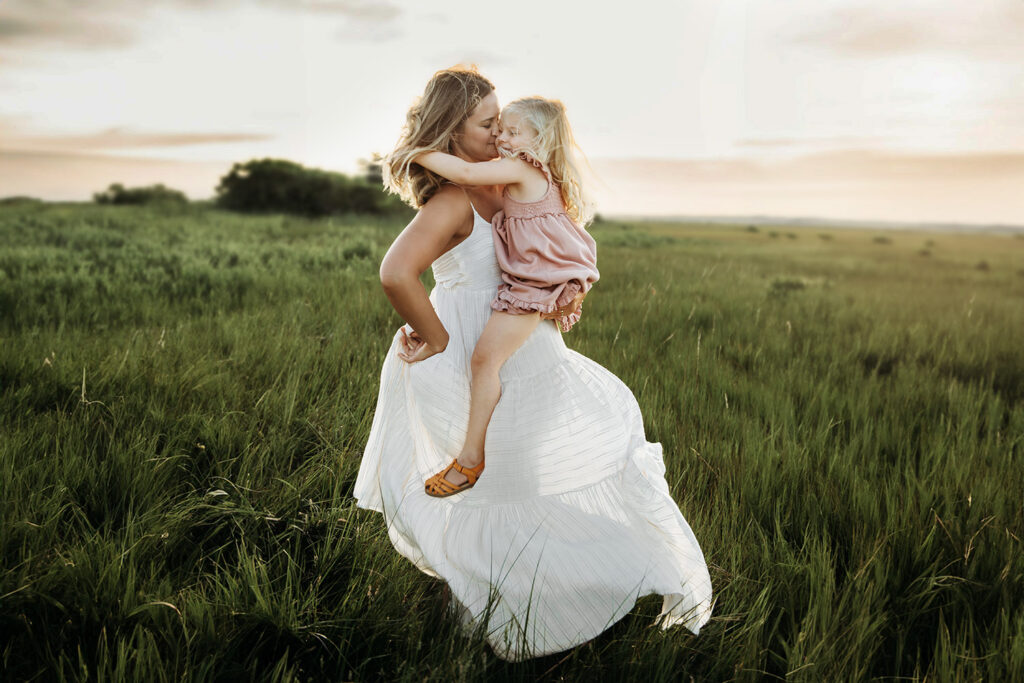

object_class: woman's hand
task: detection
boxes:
[398,325,421,355]
[397,325,447,364]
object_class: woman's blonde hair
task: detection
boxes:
[384,66,495,207]
[500,97,595,226]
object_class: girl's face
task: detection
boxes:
[496,111,536,156]
[453,91,500,162]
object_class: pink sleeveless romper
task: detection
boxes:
[490,153,599,332]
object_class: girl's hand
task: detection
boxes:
[541,291,586,320]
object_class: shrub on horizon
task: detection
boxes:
[0,195,44,206]
[215,158,408,218]
[93,183,189,206]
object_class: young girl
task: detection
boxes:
[408,96,600,497]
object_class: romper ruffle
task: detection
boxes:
[490,152,599,332]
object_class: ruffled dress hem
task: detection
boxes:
[490,280,584,332]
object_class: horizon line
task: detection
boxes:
[4,196,1022,234]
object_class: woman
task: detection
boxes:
[353,66,713,661]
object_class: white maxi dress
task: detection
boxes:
[353,205,713,661]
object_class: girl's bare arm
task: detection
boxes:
[415,152,531,187]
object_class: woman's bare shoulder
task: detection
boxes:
[425,183,470,206]
[422,184,472,217]
[417,184,474,238]
[403,184,475,245]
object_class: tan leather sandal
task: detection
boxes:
[424,458,485,498]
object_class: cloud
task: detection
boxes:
[0,10,139,50]
[780,149,1024,180]
[0,18,35,39]
[737,135,889,150]
[592,150,1024,224]
[335,23,403,43]
[0,148,231,200]
[603,150,1024,183]
[788,3,1024,60]
[790,12,931,56]
[428,50,510,69]
[0,120,274,153]
[2,0,401,16]
[0,0,402,52]
[299,1,401,20]
[324,0,404,41]
[17,129,274,152]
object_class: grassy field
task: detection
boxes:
[1,202,1022,681]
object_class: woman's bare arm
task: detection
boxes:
[379,185,473,353]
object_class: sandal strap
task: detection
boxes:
[449,459,484,484]
[426,476,458,494]
[421,462,462,493]
[425,466,457,493]
[424,458,483,495]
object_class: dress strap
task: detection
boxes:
[469,201,486,225]
[516,150,552,181]
[509,150,558,205]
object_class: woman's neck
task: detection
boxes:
[464,185,503,222]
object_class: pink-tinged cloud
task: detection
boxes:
[0,149,232,200]
[789,3,1024,60]
[0,0,401,51]
[592,150,1024,225]
[5,127,274,152]
[0,13,138,50]
[737,136,889,150]
[301,1,400,20]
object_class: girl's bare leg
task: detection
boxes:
[441,311,541,486]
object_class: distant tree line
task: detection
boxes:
[92,156,407,218]
[0,196,44,206]
[94,183,188,206]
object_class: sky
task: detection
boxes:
[1,0,1023,225]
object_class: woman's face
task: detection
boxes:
[453,91,499,162]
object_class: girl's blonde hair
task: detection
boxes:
[384,65,495,207]
[500,97,595,226]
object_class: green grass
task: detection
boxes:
[1,203,1022,681]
